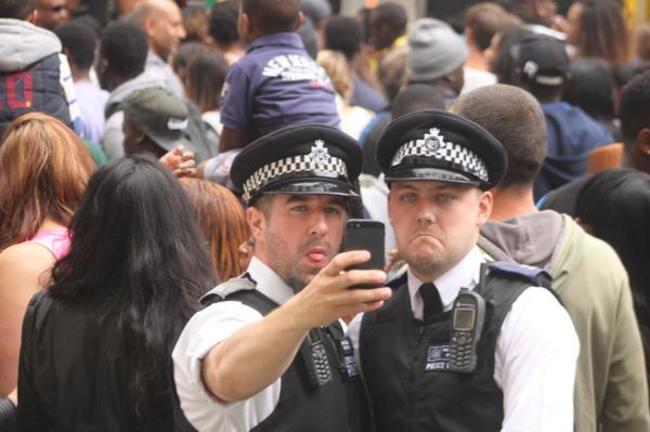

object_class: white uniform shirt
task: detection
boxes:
[172,257,292,432]
[347,247,579,432]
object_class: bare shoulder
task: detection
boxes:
[0,243,56,291]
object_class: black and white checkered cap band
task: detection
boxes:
[242,154,348,201]
[391,131,489,183]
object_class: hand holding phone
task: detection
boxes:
[340,219,386,289]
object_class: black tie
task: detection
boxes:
[419,283,443,321]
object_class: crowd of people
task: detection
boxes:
[0,0,649,431]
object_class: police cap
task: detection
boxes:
[231,124,362,205]
[376,109,507,190]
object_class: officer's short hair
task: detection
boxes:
[451,84,546,188]
[242,0,301,35]
[0,0,36,19]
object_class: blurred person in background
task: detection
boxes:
[97,21,158,160]
[317,49,374,140]
[406,18,468,105]
[462,2,516,94]
[635,24,650,64]
[0,0,81,137]
[541,70,650,215]
[323,15,388,112]
[121,87,199,175]
[575,168,650,389]
[208,0,244,65]
[126,0,187,97]
[485,24,533,85]
[182,4,212,45]
[172,41,210,93]
[35,0,69,30]
[17,155,214,431]
[564,0,630,64]
[218,0,338,152]
[563,57,620,140]
[0,113,95,397]
[180,178,251,282]
[186,49,229,146]
[55,20,109,148]
[515,34,613,198]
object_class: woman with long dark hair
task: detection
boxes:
[17,155,215,431]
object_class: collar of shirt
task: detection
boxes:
[245,256,294,305]
[407,246,484,318]
[146,51,166,67]
[247,32,304,54]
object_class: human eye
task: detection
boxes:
[399,193,417,203]
[436,193,457,203]
[290,204,309,213]
[324,205,343,216]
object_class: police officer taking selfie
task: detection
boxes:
[172,125,391,431]
[348,110,580,431]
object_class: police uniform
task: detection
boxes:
[347,110,579,432]
[172,125,370,432]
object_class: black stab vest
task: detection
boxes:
[201,279,371,432]
[359,264,552,432]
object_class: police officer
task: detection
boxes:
[348,110,579,431]
[172,125,391,431]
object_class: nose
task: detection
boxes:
[308,212,329,237]
[416,203,435,225]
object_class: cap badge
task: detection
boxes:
[310,139,330,164]
[424,128,444,152]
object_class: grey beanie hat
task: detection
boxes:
[408,18,468,83]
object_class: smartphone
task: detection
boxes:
[340,219,385,288]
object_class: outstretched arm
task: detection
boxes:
[201,250,391,403]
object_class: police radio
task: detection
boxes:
[449,288,486,373]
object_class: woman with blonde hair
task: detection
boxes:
[0,113,95,396]
[180,178,251,282]
[317,49,375,140]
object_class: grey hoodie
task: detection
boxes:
[0,18,60,72]
[479,210,564,271]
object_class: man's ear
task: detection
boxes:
[477,190,493,225]
[636,128,650,156]
[246,206,265,239]
[27,9,38,24]
[294,11,305,31]
[143,15,157,39]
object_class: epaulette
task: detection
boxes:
[487,262,552,289]
[200,274,257,306]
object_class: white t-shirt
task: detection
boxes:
[347,247,579,432]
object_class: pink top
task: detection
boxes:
[29,228,71,260]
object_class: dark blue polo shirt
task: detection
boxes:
[221,32,340,138]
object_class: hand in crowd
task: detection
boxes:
[159,145,196,178]
[285,250,391,329]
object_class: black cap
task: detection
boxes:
[517,35,569,86]
[376,109,507,190]
[231,124,362,205]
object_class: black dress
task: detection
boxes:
[17,292,195,432]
